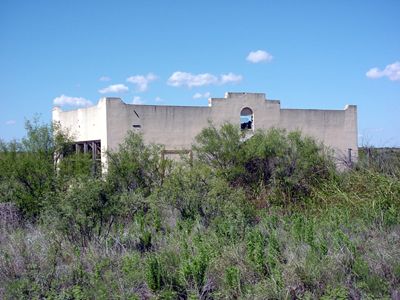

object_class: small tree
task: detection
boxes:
[158,163,249,226]
[106,131,169,196]
[48,177,113,247]
[193,122,244,181]
[0,119,57,218]
[193,124,336,206]
[0,118,76,219]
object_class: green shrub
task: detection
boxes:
[107,131,169,195]
[193,122,244,180]
[246,228,267,275]
[46,177,114,247]
[180,238,213,296]
[194,124,336,206]
[158,162,252,227]
[122,252,143,283]
[353,257,389,297]
[321,285,348,300]
[358,147,400,177]
[224,266,242,297]
[0,119,79,219]
[145,255,164,292]
[181,248,209,292]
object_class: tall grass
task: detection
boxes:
[0,123,399,299]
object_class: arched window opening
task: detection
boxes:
[240,107,253,130]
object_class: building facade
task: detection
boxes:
[52,92,358,168]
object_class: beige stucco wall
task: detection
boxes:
[209,92,281,128]
[52,98,108,166]
[279,105,358,161]
[105,98,211,151]
[53,92,358,166]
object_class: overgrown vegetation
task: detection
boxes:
[0,121,399,299]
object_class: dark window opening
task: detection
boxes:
[240,107,254,130]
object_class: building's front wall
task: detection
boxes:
[105,99,211,152]
[209,93,281,130]
[52,92,358,167]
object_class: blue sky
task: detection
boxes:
[1,0,399,146]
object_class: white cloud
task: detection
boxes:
[220,73,242,84]
[167,72,218,88]
[193,92,211,99]
[99,76,111,82]
[246,50,273,63]
[167,72,243,88]
[132,96,144,105]
[5,120,16,125]
[53,94,93,107]
[126,73,157,92]
[193,93,202,99]
[366,61,400,81]
[98,84,129,94]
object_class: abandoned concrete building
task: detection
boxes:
[52,92,358,170]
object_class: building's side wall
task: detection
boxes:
[279,105,358,161]
[105,99,211,152]
[52,99,108,166]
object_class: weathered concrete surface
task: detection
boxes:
[53,98,108,166]
[53,92,358,166]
